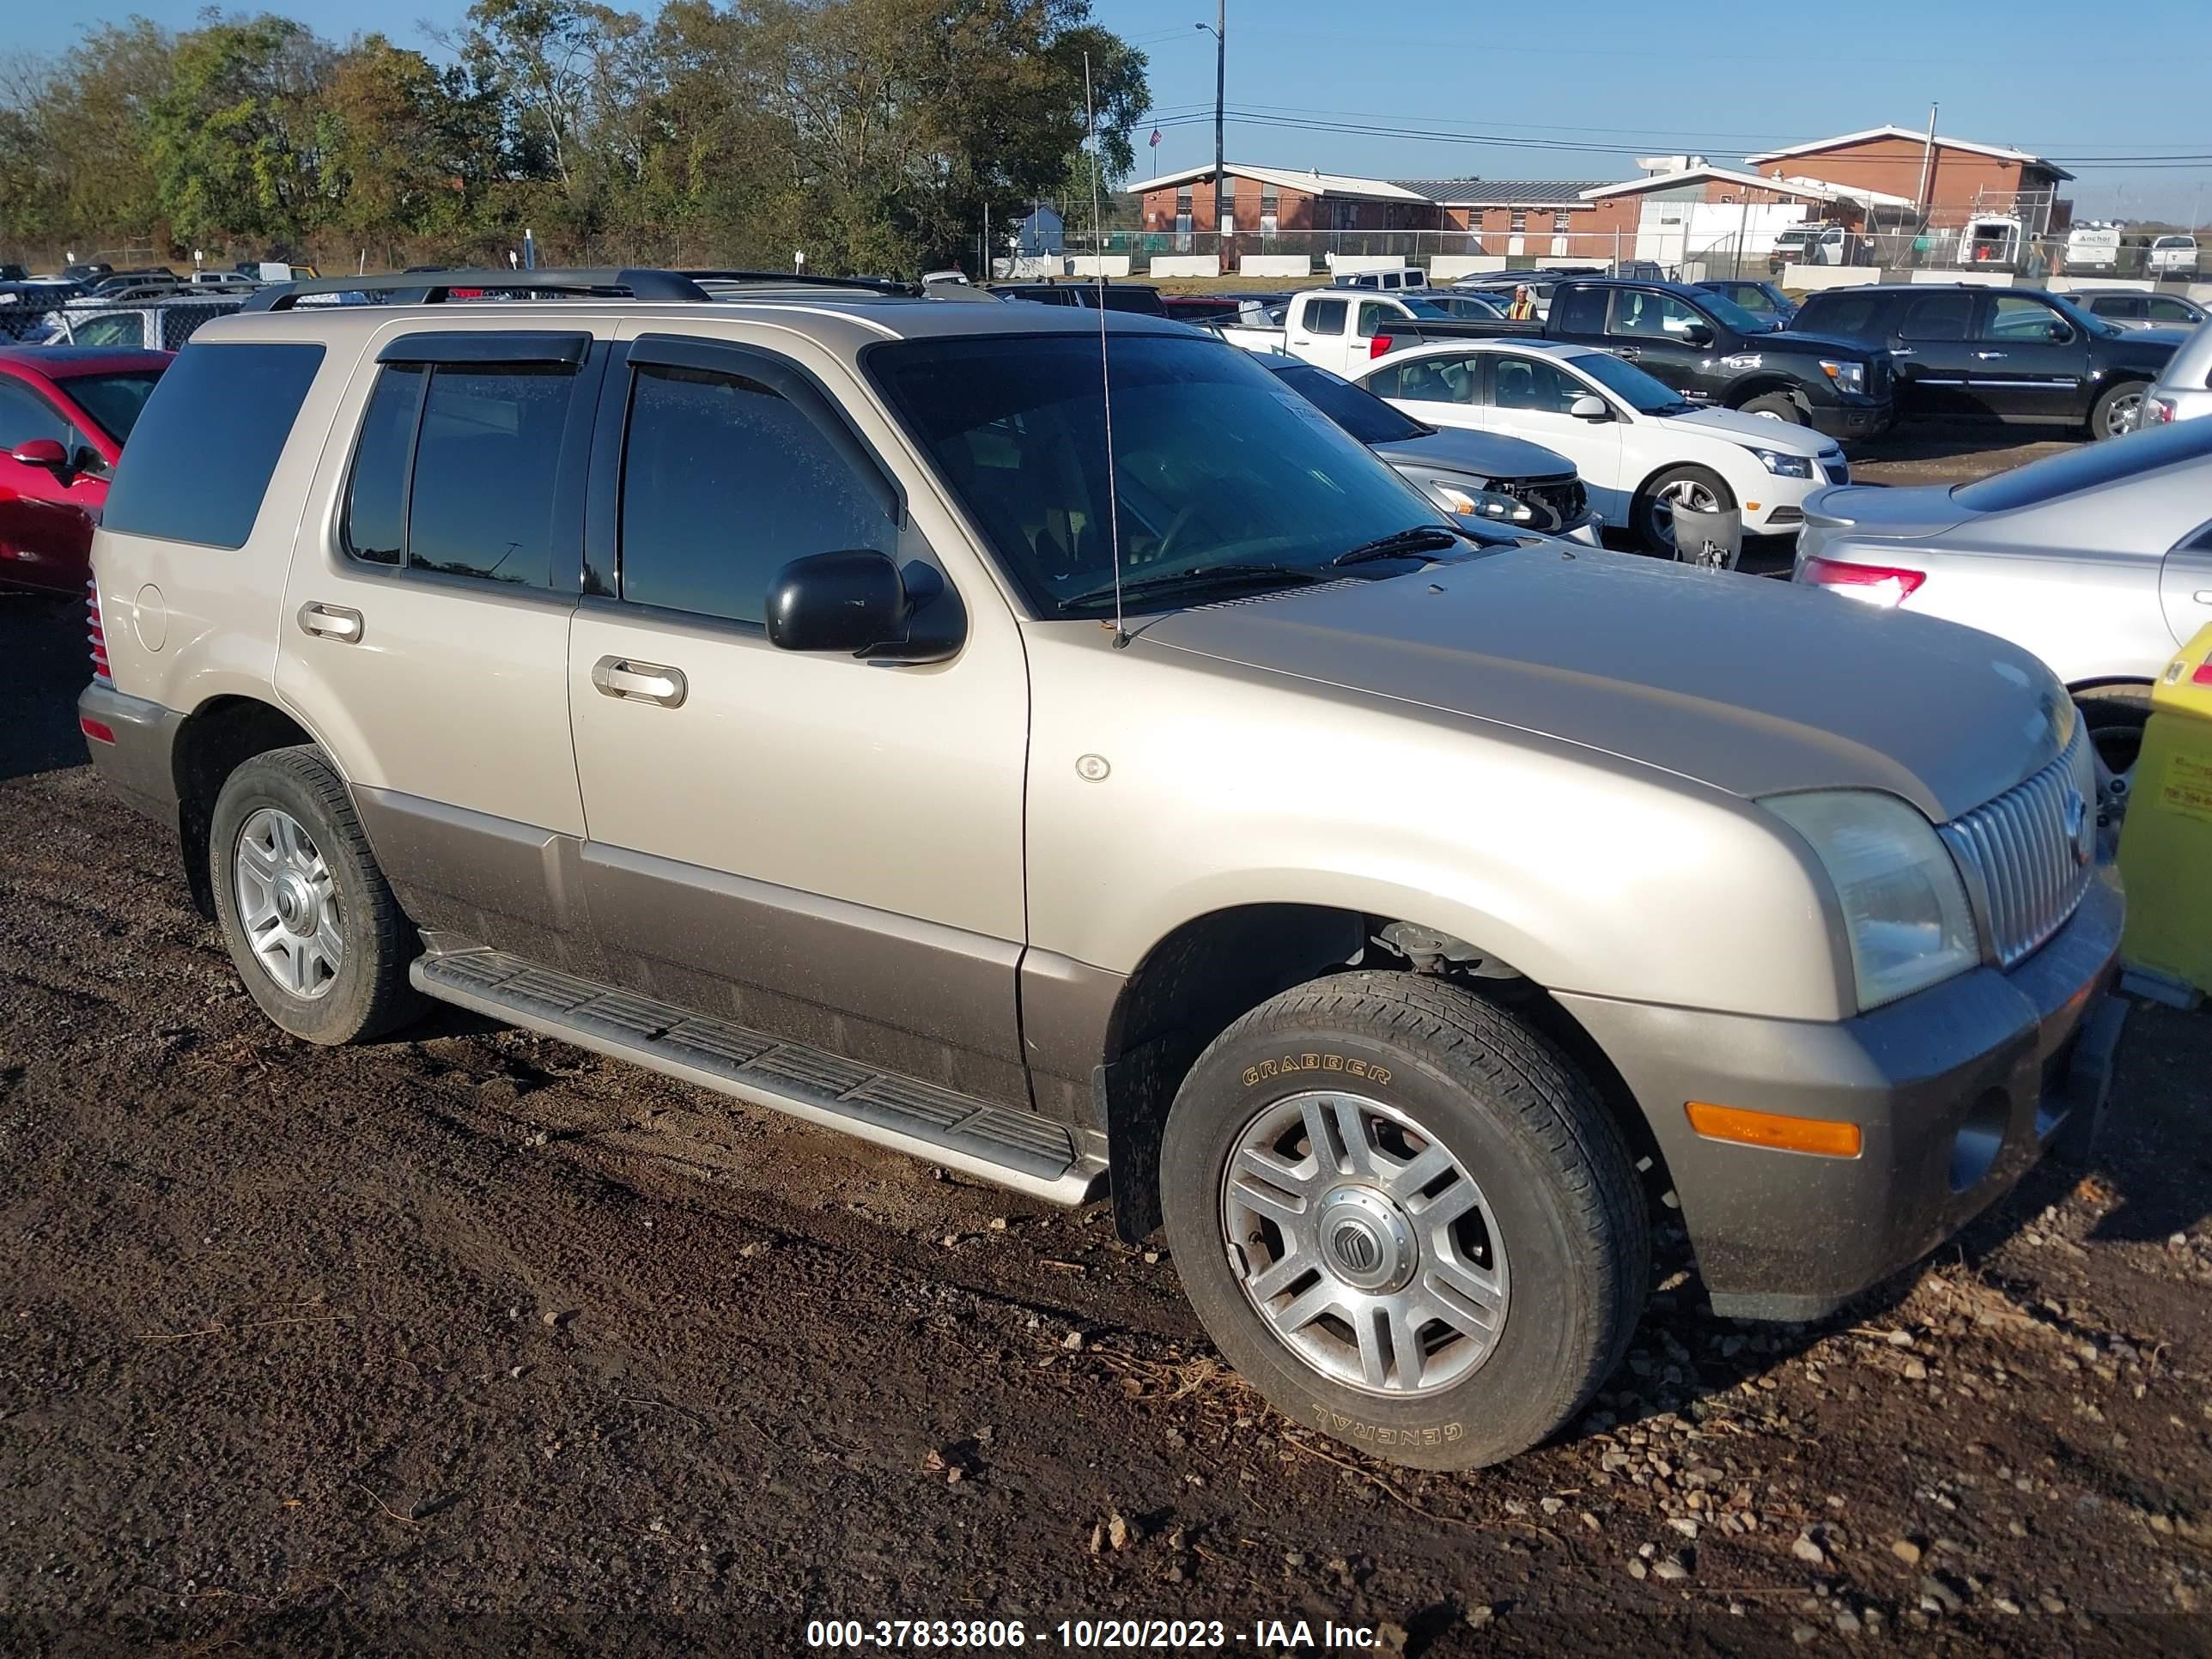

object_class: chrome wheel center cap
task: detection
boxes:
[273,872,314,934]
[1317,1186,1418,1294]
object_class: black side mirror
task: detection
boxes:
[2046,320,2075,343]
[765,550,963,662]
[1680,321,1716,348]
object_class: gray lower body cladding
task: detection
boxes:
[1560,868,2124,1321]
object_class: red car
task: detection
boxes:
[0,346,170,596]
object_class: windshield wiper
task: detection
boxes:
[1060,562,1329,611]
[1329,526,1465,568]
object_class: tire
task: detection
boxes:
[2075,683,2151,785]
[208,745,425,1046]
[1158,972,1649,1470]
[1632,464,1734,558]
[1739,392,1806,424]
[2090,380,2148,441]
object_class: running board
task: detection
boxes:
[410,948,1107,1206]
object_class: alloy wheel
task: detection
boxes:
[1220,1091,1509,1397]
[2103,390,2144,438]
[234,806,343,1000]
[1650,477,1723,552]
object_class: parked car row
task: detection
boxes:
[72,268,2127,1480]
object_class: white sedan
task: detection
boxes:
[1352,339,1850,554]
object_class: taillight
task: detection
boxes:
[87,575,112,684]
[1369,333,1395,360]
[1798,555,1926,608]
[2147,397,2177,425]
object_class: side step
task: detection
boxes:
[411,948,1107,1206]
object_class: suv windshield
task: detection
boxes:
[1951,416,2212,511]
[869,332,1444,618]
[59,369,166,443]
[1569,349,1695,414]
[1265,360,1428,445]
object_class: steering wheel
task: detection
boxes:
[1147,501,1207,567]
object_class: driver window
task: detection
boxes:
[1355,301,1391,339]
[1983,295,2064,341]
[1492,357,1583,414]
[1607,289,1698,337]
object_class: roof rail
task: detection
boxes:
[244,268,712,312]
[678,269,919,296]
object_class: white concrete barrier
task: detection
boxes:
[1430,255,1507,279]
[1783,265,1882,290]
[1066,255,1133,278]
[1916,269,2013,287]
[1236,254,1313,278]
[2049,276,2151,293]
[2188,282,2212,305]
[1148,255,1220,278]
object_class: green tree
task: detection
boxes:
[319,36,503,244]
[149,15,335,246]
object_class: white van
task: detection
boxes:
[2064,223,2123,270]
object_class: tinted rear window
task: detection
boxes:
[102,342,325,548]
[1952,417,2212,512]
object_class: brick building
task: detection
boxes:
[1741,125,2074,234]
[1133,162,1432,241]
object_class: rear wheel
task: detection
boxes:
[2090,380,2147,441]
[1159,973,1649,1470]
[210,746,425,1045]
[2075,684,2152,823]
[1634,465,1735,558]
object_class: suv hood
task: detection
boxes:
[1142,548,2065,822]
[1801,482,1972,540]
[2107,325,2190,360]
[1759,327,1878,360]
[1372,424,1575,483]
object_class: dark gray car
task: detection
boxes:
[1258,354,1599,538]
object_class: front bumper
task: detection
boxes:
[1560,867,2124,1322]
[79,683,181,822]
[1808,398,1891,442]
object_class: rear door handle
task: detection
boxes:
[298,602,363,642]
[1973,350,2008,360]
[2193,589,2212,605]
[1889,347,1915,357]
[1614,345,1642,360]
[592,655,687,708]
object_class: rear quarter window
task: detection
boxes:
[1799,294,1882,337]
[101,341,325,550]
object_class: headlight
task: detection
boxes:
[1747,447,1814,478]
[1763,790,1979,1011]
[1432,482,1532,523]
[1819,359,1866,396]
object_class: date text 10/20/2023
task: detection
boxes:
[805,1619,1385,1649]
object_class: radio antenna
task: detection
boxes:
[1085,52,1128,647]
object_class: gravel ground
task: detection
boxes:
[3,452,2207,1656]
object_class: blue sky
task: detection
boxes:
[21,0,2212,220]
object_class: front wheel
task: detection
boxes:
[1739,392,1806,424]
[2090,380,2147,441]
[1159,973,1649,1470]
[1633,465,1735,558]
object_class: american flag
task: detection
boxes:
[1150,128,1162,149]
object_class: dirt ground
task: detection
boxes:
[3,434,2208,1655]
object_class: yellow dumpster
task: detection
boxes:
[2117,622,2212,1007]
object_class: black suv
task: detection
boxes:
[1789,283,2186,440]
[1380,276,1893,441]
[992,281,1169,317]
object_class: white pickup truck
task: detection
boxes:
[1220,289,1480,377]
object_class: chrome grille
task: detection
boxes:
[1939,724,2097,969]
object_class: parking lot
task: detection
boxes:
[3,419,2207,1657]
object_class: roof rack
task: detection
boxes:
[679,269,920,296]
[244,268,713,312]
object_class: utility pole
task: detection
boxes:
[1914,102,1938,219]
[1197,5,1226,246]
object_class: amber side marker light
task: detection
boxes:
[1686,1101,1862,1158]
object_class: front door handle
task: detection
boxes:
[298,602,363,642]
[1889,347,1915,357]
[2193,589,2212,605]
[592,655,687,708]
[1973,350,2008,360]
[1614,345,1641,360]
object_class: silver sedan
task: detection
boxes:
[1790,419,2212,787]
